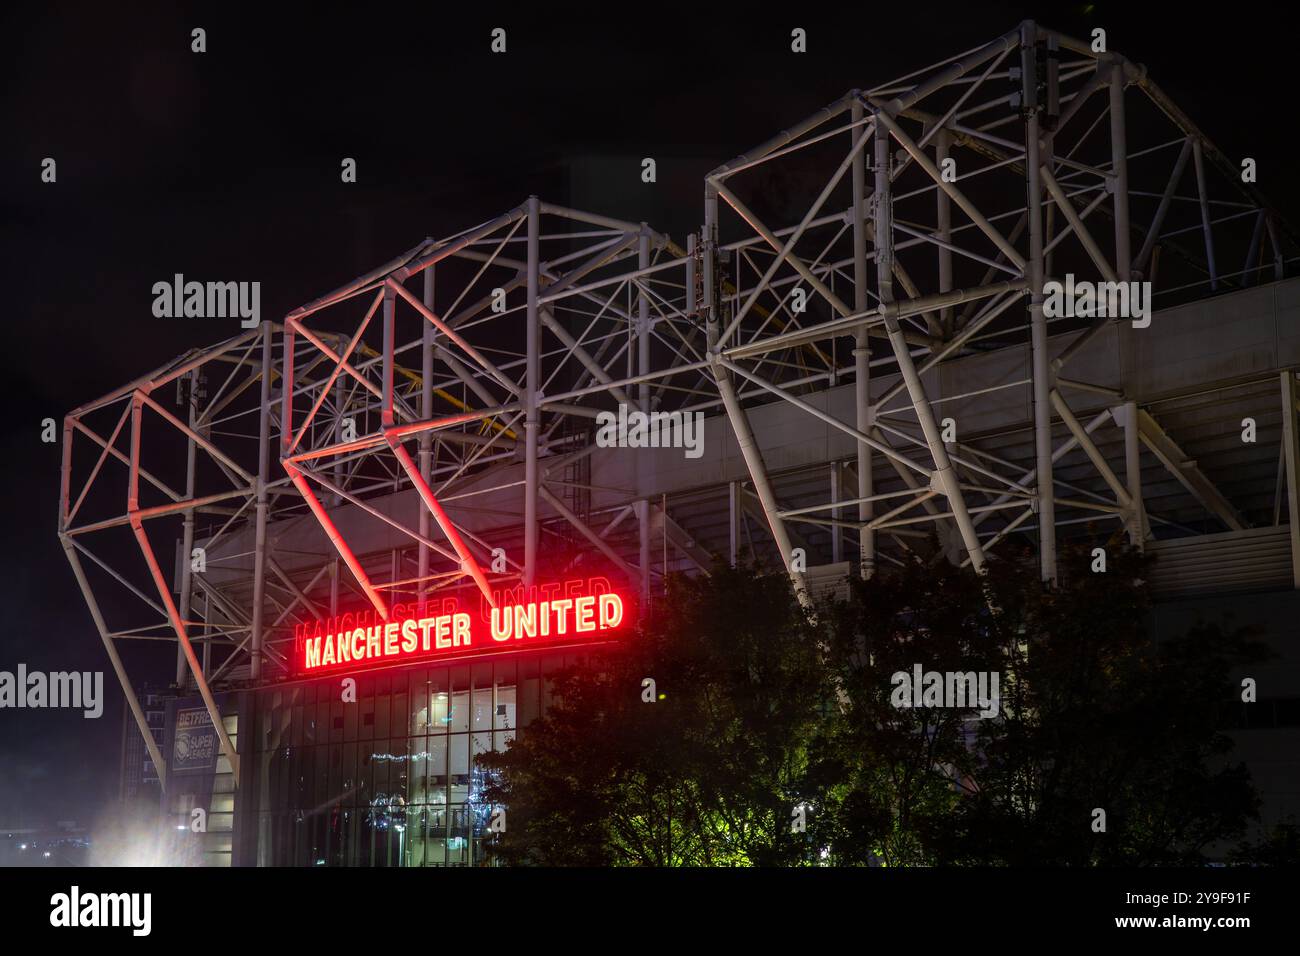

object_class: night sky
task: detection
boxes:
[1,2,1295,829]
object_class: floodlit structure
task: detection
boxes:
[59,22,1300,864]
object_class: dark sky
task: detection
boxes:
[1,2,1295,827]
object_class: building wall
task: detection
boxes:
[245,649,592,867]
[119,687,166,805]
[160,691,246,866]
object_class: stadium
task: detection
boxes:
[57,21,1300,866]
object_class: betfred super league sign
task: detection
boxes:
[295,576,627,675]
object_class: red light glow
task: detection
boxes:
[296,576,626,674]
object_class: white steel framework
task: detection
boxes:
[59,21,1300,788]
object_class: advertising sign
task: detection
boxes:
[172,706,218,773]
[294,576,628,675]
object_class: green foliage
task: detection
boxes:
[810,547,1001,865]
[905,544,1268,865]
[478,561,834,865]
[479,545,1270,866]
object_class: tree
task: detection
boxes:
[479,543,1269,866]
[817,542,1269,865]
[478,561,835,865]
[809,547,1002,865]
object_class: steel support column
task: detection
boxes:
[1282,371,1300,588]
[1120,400,1147,546]
[876,105,986,571]
[60,537,169,789]
[1024,20,1057,581]
[524,196,541,586]
[852,96,875,579]
[248,322,273,680]
[728,481,740,567]
[176,369,198,686]
[419,263,435,610]
[129,399,239,786]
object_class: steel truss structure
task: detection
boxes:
[59,21,1300,786]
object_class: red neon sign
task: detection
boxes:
[296,577,627,674]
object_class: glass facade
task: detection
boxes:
[251,650,580,866]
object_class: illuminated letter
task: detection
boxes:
[419,618,436,651]
[575,596,596,632]
[491,607,511,642]
[598,594,624,629]
[401,619,418,653]
[384,623,399,656]
[435,617,451,650]
[366,626,381,657]
[305,638,321,670]
[550,598,573,634]
[351,629,365,660]
[516,604,537,639]
[453,613,471,647]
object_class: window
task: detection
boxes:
[254,651,592,864]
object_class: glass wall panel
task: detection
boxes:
[471,662,493,731]
[330,699,345,743]
[429,668,449,734]
[290,746,309,809]
[369,738,390,801]
[314,699,330,745]
[447,805,470,866]
[342,743,357,806]
[449,733,469,804]
[426,807,447,867]
[404,807,425,867]
[327,743,344,803]
[313,744,329,808]
[519,656,540,728]
[343,698,357,740]
[328,806,347,867]
[408,669,429,735]
[257,751,272,813]
[356,744,374,809]
[428,735,448,808]
[408,735,428,806]
[495,675,517,752]
[541,653,564,716]
[494,661,517,731]
[449,665,470,733]
[251,648,608,866]
[392,688,407,744]
[472,686,492,731]
[257,691,272,750]
[389,737,409,807]
[359,694,375,741]
[374,673,391,740]
[290,686,305,746]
